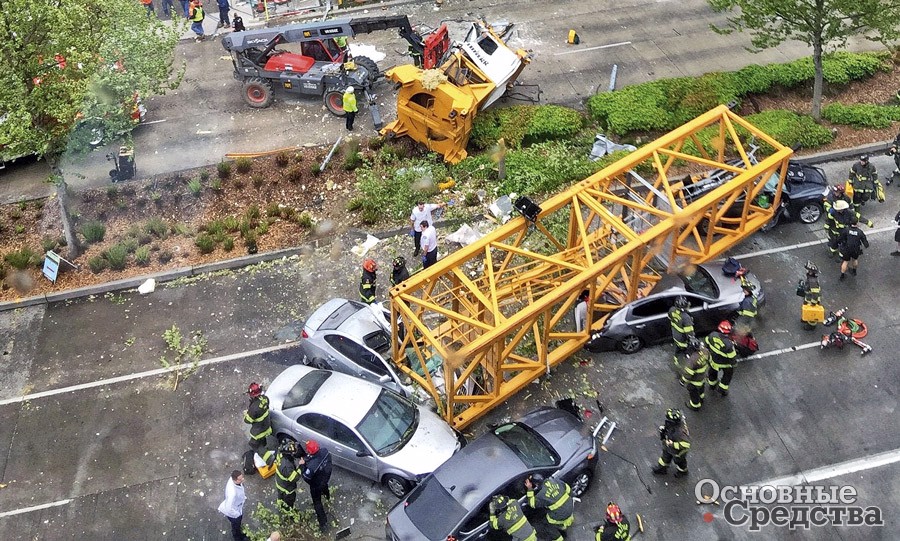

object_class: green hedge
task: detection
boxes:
[499,141,629,196]
[587,52,889,136]
[681,110,834,157]
[822,103,900,129]
[470,105,585,150]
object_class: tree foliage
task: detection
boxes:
[0,0,185,162]
[707,0,900,119]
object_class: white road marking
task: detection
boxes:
[553,41,632,56]
[0,341,298,406]
[0,499,72,518]
[728,226,894,260]
[752,447,900,486]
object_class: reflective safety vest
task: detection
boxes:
[342,91,358,113]
[490,500,537,541]
[661,422,691,458]
[705,331,737,370]
[527,478,573,527]
[275,454,299,494]
[359,269,376,304]
[668,307,694,348]
[189,3,204,21]
[244,395,272,440]
[736,295,758,319]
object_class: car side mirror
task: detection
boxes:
[378,374,391,383]
[356,450,371,457]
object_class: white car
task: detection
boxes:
[267,364,465,497]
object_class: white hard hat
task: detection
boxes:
[833,200,849,211]
[345,86,355,93]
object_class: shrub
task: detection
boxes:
[151,191,162,205]
[279,206,297,221]
[355,159,448,221]
[822,103,900,129]
[246,204,261,224]
[235,157,253,174]
[135,246,151,266]
[361,207,379,225]
[194,233,216,254]
[81,220,107,244]
[158,249,174,264]
[187,178,203,196]
[275,152,290,168]
[266,203,282,219]
[239,219,252,238]
[103,244,128,270]
[244,231,258,252]
[202,220,225,236]
[501,141,606,195]
[251,175,264,188]
[284,167,303,183]
[256,221,269,235]
[471,106,534,150]
[171,222,190,236]
[587,83,672,135]
[232,178,244,189]
[523,105,585,145]
[199,169,210,182]
[746,110,834,150]
[222,236,235,252]
[217,160,232,178]
[346,198,364,212]
[464,192,480,207]
[223,216,241,232]
[310,163,322,177]
[144,217,169,238]
[343,151,363,170]
[15,224,25,234]
[368,136,385,150]
[88,255,109,274]
[41,237,59,253]
[296,212,314,228]
[106,185,118,199]
[121,237,139,254]
[4,247,37,270]
[209,177,222,191]
[9,209,21,220]
[137,232,153,245]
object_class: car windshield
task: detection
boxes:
[356,389,418,455]
[318,300,368,331]
[681,266,718,299]
[404,474,468,539]
[493,422,557,468]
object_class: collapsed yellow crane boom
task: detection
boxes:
[390,106,793,428]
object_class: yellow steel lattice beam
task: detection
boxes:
[391,106,792,428]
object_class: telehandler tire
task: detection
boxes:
[354,56,380,83]
[324,87,346,117]
[243,77,273,108]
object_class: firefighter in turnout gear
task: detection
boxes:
[681,337,710,410]
[889,131,900,185]
[596,502,632,541]
[734,277,758,332]
[489,495,537,541]
[359,258,377,304]
[652,408,691,478]
[797,261,824,326]
[706,320,738,397]
[275,440,300,510]
[668,295,695,372]
[525,473,573,540]
[847,155,883,213]
[243,382,272,450]
[825,199,860,256]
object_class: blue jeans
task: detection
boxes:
[218,4,230,25]
[181,0,190,16]
[161,0,173,16]
[191,20,204,36]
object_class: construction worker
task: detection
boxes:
[489,495,537,541]
[668,295,694,372]
[706,321,737,397]
[342,86,357,131]
[847,155,882,213]
[734,278,758,333]
[525,473,573,540]
[390,256,409,286]
[275,441,300,510]
[652,408,691,478]
[359,258,377,304]
[243,382,272,450]
[889,131,900,185]
[188,0,205,41]
[596,502,632,541]
[681,337,710,411]
[838,217,869,281]
[299,440,332,532]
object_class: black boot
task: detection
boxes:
[674,468,689,478]
[652,463,668,475]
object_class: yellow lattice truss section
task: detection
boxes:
[390,105,793,428]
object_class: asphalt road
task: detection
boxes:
[1,153,898,540]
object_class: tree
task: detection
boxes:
[0,0,184,256]
[707,0,900,120]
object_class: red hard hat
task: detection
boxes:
[606,502,623,524]
[305,439,320,455]
[718,320,732,334]
[246,382,262,397]
[363,258,377,272]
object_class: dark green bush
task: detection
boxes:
[88,255,109,274]
[217,160,232,179]
[500,141,604,195]
[296,212,313,228]
[4,247,37,270]
[135,246,151,266]
[104,244,129,271]
[275,152,290,168]
[681,110,834,157]
[41,237,58,253]
[222,236,235,252]
[284,167,303,183]
[470,105,585,150]
[343,152,363,170]
[194,233,216,254]
[223,216,241,233]
[158,249,174,264]
[81,220,107,244]
[732,64,774,95]
[203,219,226,236]
[822,103,900,129]
[121,237,139,254]
[523,105,585,146]
[265,203,282,219]
[246,204,261,224]
[587,83,671,135]
[144,217,169,238]
[235,157,253,174]
[187,178,202,196]
[347,198,364,212]
[199,170,210,182]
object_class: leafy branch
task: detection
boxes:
[159,324,207,389]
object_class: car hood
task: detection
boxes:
[378,406,460,476]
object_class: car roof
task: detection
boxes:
[304,298,385,339]
[268,365,381,427]
[304,298,358,332]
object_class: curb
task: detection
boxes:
[0,145,887,312]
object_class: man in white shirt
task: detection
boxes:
[218,470,250,541]
[410,200,446,256]
[420,220,439,268]
[574,290,590,332]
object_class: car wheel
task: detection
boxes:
[617,334,643,354]
[308,358,330,370]
[798,201,823,224]
[383,474,412,497]
[242,77,273,108]
[569,468,594,498]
